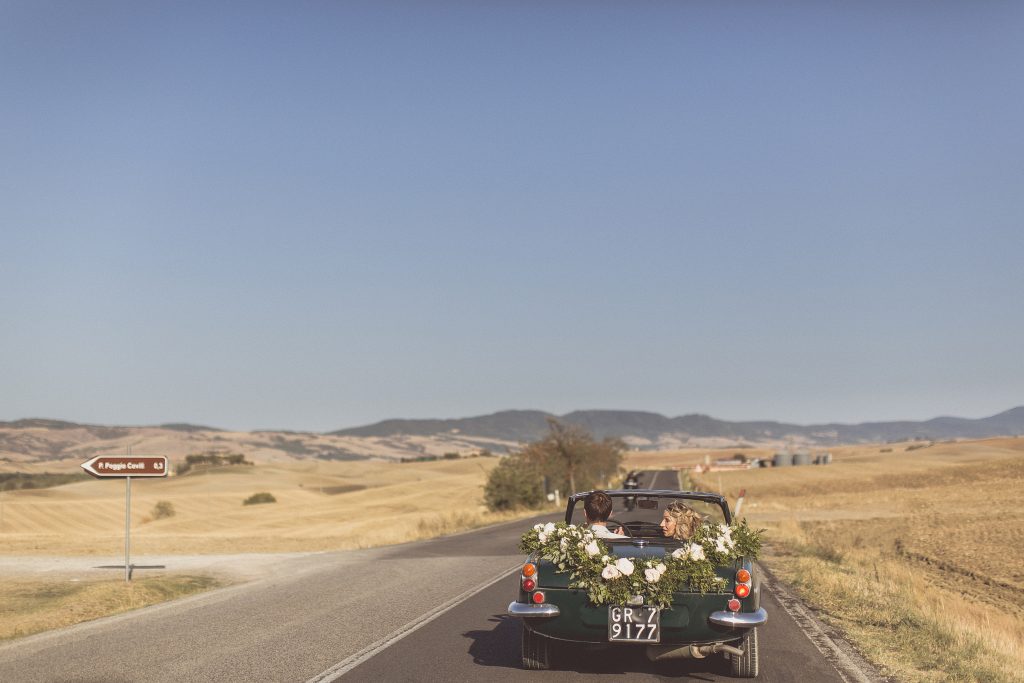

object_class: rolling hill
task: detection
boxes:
[1,406,1021,468]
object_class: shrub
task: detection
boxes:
[243,492,276,505]
[484,455,544,511]
[178,451,252,475]
[151,501,176,519]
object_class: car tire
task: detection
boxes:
[729,627,759,678]
[521,624,551,670]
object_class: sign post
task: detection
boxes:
[81,454,168,581]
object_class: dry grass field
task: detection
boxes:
[0,422,517,467]
[0,455,550,640]
[627,437,1024,683]
[0,456,533,556]
[0,575,220,641]
[6,436,1023,681]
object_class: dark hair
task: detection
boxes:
[584,490,613,522]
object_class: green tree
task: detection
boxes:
[521,419,625,494]
[482,420,625,511]
[483,455,544,511]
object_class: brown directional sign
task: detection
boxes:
[81,455,168,478]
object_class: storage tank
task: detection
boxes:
[793,452,811,466]
[821,452,833,465]
[772,452,793,467]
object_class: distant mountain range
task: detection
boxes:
[330,406,1024,447]
[2,407,1022,465]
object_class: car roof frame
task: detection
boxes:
[565,489,732,525]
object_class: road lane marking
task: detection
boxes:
[305,563,520,683]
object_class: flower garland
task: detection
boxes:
[518,520,763,608]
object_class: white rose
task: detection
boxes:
[585,541,600,557]
[543,523,556,533]
[534,523,544,531]
[687,543,705,561]
[615,557,635,576]
[715,538,729,554]
[656,563,667,573]
[601,564,621,580]
[644,568,661,583]
[538,532,548,543]
[560,538,568,549]
[671,548,685,560]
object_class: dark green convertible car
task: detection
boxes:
[507,490,767,677]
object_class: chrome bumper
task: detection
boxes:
[507,601,561,618]
[709,607,767,628]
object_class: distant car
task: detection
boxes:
[507,490,766,677]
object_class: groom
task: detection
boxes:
[583,490,625,539]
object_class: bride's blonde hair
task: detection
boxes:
[664,501,702,541]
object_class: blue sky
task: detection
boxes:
[2,2,1022,431]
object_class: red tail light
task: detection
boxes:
[727,598,741,612]
[735,583,750,598]
[532,591,545,604]
[522,578,536,591]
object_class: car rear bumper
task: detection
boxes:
[508,601,561,618]
[708,607,767,628]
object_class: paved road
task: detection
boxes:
[637,469,680,491]
[0,471,874,682]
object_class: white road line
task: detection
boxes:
[305,563,520,683]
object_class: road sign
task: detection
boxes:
[81,453,169,582]
[81,455,168,478]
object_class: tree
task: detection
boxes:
[482,420,625,511]
[521,419,625,495]
[483,455,544,511]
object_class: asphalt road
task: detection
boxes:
[0,472,875,682]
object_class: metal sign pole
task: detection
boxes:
[125,444,132,582]
[125,476,132,582]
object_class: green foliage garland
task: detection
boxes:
[519,520,763,608]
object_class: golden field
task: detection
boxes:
[4,435,1023,681]
[0,575,220,641]
[0,456,533,556]
[627,437,1024,683]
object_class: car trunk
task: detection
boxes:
[535,541,738,591]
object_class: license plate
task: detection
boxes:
[607,605,660,642]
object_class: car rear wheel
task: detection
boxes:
[521,624,551,670]
[729,627,759,678]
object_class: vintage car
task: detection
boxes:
[507,489,766,677]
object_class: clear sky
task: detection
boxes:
[2,2,1022,432]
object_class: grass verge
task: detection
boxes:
[0,575,221,641]
[765,521,1023,683]
[411,507,553,542]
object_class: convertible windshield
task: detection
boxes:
[567,492,729,541]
